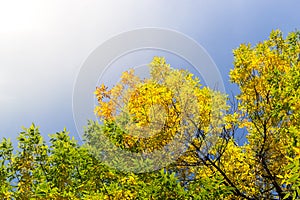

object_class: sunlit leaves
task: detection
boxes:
[1,30,300,199]
[93,57,228,156]
[230,29,300,199]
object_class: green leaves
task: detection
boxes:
[0,124,192,199]
[1,30,300,199]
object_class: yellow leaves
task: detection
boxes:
[94,84,109,101]
[83,30,300,199]
[17,182,24,193]
[94,56,228,155]
[238,119,252,129]
[3,191,12,199]
[149,56,171,82]
[231,29,300,131]
[151,56,167,67]
[121,174,137,185]
[216,140,258,195]
[110,83,123,98]
[94,101,115,120]
[121,68,140,86]
[124,81,175,139]
[224,113,239,129]
[294,147,300,157]
[228,30,300,198]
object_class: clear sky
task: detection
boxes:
[1,0,300,146]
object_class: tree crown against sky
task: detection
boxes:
[1,29,300,199]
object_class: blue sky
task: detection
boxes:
[0,0,300,146]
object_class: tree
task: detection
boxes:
[1,29,299,199]
[229,30,300,199]
[90,56,236,198]
[94,57,227,161]
[0,124,191,199]
[91,30,300,199]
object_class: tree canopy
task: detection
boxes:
[1,30,300,199]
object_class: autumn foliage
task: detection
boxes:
[1,30,300,199]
